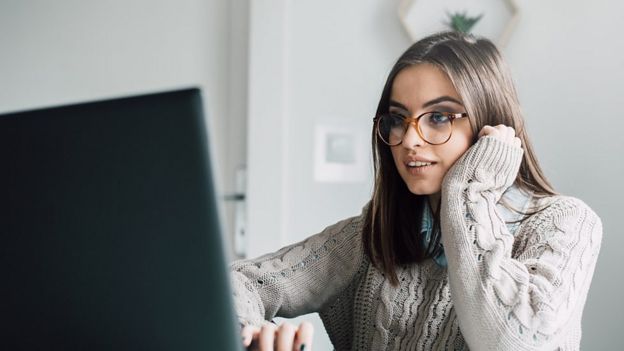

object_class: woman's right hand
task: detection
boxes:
[241,321,314,351]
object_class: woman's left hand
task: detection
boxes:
[478,124,521,148]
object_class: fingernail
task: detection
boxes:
[300,344,306,351]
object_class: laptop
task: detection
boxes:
[0,88,242,350]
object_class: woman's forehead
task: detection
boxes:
[390,64,461,111]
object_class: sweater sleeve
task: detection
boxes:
[229,213,365,328]
[440,136,602,350]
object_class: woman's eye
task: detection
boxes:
[430,112,450,124]
[389,113,406,124]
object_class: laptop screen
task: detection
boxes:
[0,88,241,350]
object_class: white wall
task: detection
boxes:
[0,0,222,121]
[247,0,623,349]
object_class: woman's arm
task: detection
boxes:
[230,213,366,328]
[440,135,602,350]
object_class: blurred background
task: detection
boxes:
[1,0,622,349]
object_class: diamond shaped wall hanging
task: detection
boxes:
[398,0,520,47]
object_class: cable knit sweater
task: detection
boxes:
[230,137,602,350]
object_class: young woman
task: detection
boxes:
[231,31,602,351]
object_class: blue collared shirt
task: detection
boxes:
[420,202,448,267]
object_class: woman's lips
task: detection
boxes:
[406,162,436,175]
[404,156,436,164]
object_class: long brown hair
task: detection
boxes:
[362,31,556,285]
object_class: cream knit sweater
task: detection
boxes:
[230,137,602,350]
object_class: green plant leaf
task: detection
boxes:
[445,11,483,33]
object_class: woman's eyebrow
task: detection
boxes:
[389,100,409,111]
[422,96,463,108]
[389,96,463,112]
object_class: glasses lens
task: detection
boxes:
[378,113,405,145]
[419,112,452,144]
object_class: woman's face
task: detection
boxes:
[389,63,474,196]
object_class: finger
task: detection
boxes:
[478,125,495,138]
[480,124,521,146]
[494,124,510,139]
[294,321,314,351]
[490,125,515,143]
[275,323,297,351]
[241,325,259,347]
[506,126,516,143]
[258,323,277,351]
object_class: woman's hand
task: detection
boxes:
[478,124,521,148]
[441,123,523,193]
[241,321,313,351]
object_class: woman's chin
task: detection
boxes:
[406,184,440,196]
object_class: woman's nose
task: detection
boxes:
[402,123,425,149]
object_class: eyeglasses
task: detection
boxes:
[373,111,468,146]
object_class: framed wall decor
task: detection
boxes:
[313,123,369,183]
[398,0,520,47]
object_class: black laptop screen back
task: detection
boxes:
[0,89,241,350]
